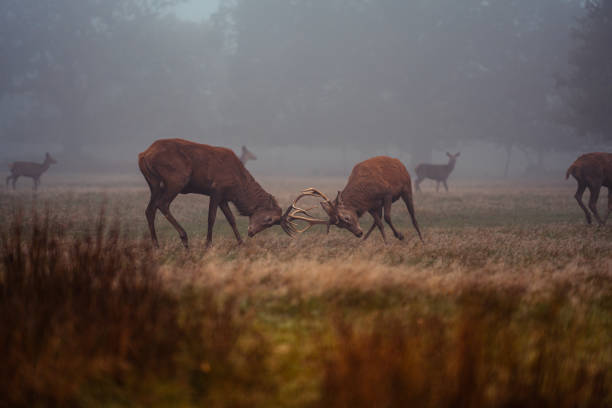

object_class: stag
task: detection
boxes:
[239,146,257,165]
[414,152,460,192]
[6,153,57,190]
[138,139,292,248]
[566,152,612,226]
[285,156,423,243]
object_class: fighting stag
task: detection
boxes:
[566,152,612,225]
[285,157,423,243]
[415,152,460,192]
[6,152,57,190]
[138,139,292,248]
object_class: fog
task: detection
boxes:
[1,0,610,179]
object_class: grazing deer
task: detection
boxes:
[285,156,423,243]
[414,152,460,192]
[138,139,292,248]
[239,146,257,165]
[6,153,57,190]
[566,152,612,226]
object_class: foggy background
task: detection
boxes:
[1,0,611,179]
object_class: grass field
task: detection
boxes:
[1,175,611,407]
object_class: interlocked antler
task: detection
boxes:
[280,188,332,237]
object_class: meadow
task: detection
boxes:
[1,174,611,407]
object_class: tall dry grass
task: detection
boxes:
[0,210,272,407]
[319,288,610,408]
[1,181,611,407]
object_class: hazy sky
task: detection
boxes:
[174,0,220,20]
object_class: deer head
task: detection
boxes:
[242,146,257,162]
[446,152,460,162]
[45,152,57,165]
[320,191,363,237]
[282,188,363,238]
[247,206,282,237]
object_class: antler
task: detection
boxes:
[280,188,332,237]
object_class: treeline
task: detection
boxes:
[0,0,610,171]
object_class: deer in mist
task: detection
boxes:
[285,156,423,243]
[138,139,294,249]
[239,146,257,165]
[6,153,57,190]
[414,152,460,192]
[566,152,612,226]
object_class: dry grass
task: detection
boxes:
[1,176,611,406]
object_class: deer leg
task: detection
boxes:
[587,184,604,226]
[574,182,591,225]
[383,196,404,240]
[605,187,612,225]
[220,201,243,245]
[11,176,18,190]
[145,197,159,248]
[443,180,449,192]
[206,196,220,248]
[401,190,424,242]
[5,175,12,188]
[415,178,422,192]
[362,208,381,241]
[158,191,189,249]
[33,177,39,191]
[370,208,387,244]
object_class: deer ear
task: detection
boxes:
[320,201,338,225]
[455,152,460,157]
[336,191,344,205]
[321,201,334,215]
[446,152,452,158]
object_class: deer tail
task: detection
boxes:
[565,164,576,180]
[138,153,162,191]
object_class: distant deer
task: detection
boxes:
[285,156,423,243]
[414,152,460,192]
[6,152,57,190]
[239,146,257,165]
[138,139,293,248]
[566,152,612,226]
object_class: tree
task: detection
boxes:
[221,0,582,173]
[0,0,228,162]
[561,0,612,141]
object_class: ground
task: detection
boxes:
[1,175,611,407]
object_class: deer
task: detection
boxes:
[6,152,57,190]
[414,152,460,192]
[283,156,423,243]
[138,139,295,249]
[239,146,257,165]
[566,152,612,226]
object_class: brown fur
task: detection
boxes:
[6,153,57,190]
[566,152,612,225]
[320,156,423,243]
[138,139,283,248]
[415,152,460,192]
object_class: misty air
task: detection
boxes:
[1,0,611,406]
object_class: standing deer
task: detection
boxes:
[566,152,612,225]
[284,156,423,243]
[138,139,293,248]
[414,152,460,192]
[239,146,257,165]
[6,153,57,190]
